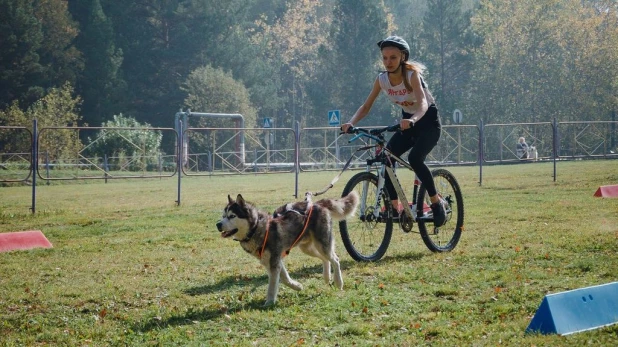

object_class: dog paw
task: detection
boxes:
[329,281,344,290]
[289,282,303,291]
[263,300,276,307]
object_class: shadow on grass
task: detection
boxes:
[182,254,420,298]
[381,251,426,263]
[133,299,268,332]
[135,252,426,332]
[134,264,334,332]
[183,261,354,297]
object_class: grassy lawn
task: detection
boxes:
[1,160,617,346]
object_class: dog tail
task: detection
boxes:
[318,191,359,221]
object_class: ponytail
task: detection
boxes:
[401,61,426,93]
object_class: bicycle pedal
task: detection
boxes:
[398,213,413,232]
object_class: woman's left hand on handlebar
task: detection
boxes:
[400,118,414,130]
[341,123,354,133]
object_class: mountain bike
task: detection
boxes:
[339,124,464,262]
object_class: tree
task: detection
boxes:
[181,64,258,161]
[311,0,395,125]
[182,65,257,127]
[179,0,286,125]
[101,0,193,127]
[0,0,44,108]
[0,101,30,155]
[0,83,82,161]
[70,0,126,126]
[251,0,332,128]
[418,0,475,120]
[34,0,83,90]
[99,0,274,129]
[384,0,427,33]
[468,0,618,124]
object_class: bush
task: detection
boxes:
[83,114,163,171]
[0,83,82,161]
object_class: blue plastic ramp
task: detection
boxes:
[526,282,618,335]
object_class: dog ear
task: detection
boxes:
[228,195,234,205]
[236,194,245,206]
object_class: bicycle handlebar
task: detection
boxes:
[340,124,401,143]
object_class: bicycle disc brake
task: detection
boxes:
[361,206,379,228]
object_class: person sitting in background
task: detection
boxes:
[517,137,529,159]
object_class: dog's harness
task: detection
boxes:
[238,151,355,250]
[254,199,315,259]
[285,202,314,256]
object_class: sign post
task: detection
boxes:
[263,118,274,165]
[328,110,341,164]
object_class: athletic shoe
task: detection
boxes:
[430,199,447,227]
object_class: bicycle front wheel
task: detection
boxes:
[417,168,464,252]
[339,172,393,262]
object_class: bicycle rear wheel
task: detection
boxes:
[339,172,393,262]
[417,168,464,252]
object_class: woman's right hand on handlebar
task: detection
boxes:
[341,123,354,134]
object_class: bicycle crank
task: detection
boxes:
[399,211,413,233]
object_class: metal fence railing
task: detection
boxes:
[36,126,178,181]
[1,117,616,212]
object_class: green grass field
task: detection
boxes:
[1,160,617,346]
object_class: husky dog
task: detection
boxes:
[216,192,359,305]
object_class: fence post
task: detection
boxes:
[294,121,300,199]
[104,154,109,183]
[208,151,212,174]
[176,120,183,206]
[158,154,162,178]
[499,126,503,163]
[335,130,340,166]
[458,127,462,164]
[45,151,50,184]
[266,129,271,171]
[610,110,616,150]
[253,148,258,174]
[479,119,484,186]
[553,117,558,182]
[31,119,37,214]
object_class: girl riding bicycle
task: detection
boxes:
[341,35,446,227]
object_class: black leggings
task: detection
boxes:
[385,105,441,199]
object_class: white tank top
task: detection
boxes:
[378,70,435,115]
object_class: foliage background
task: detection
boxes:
[1,0,617,133]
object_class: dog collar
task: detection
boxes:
[240,217,262,242]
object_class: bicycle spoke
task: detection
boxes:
[339,172,392,261]
[417,169,464,252]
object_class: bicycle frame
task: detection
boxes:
[349,127,424,226]
[365,146,421,223]
[340,124,464,259]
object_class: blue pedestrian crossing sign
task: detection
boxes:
[328,110,341,126]
[263,117,273,128]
